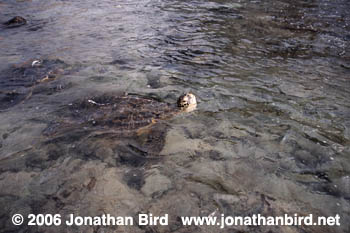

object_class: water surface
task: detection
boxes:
[0,0,349,232]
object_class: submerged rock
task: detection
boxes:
[0,59,73,110]
[3,16,27,28]
[141,169,172,198]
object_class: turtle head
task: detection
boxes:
[177,93,197,112]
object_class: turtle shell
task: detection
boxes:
[46,94,179,137]
[42,94,179,157]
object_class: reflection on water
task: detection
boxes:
[0,0,349,232]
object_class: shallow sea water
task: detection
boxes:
[0,0,349,232]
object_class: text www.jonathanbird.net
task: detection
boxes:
[181,213,340,228]
[12,213,340,228]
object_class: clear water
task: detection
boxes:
[0,0,349,232]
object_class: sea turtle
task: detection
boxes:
[42,92,197,161]
[47,92,197,135]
